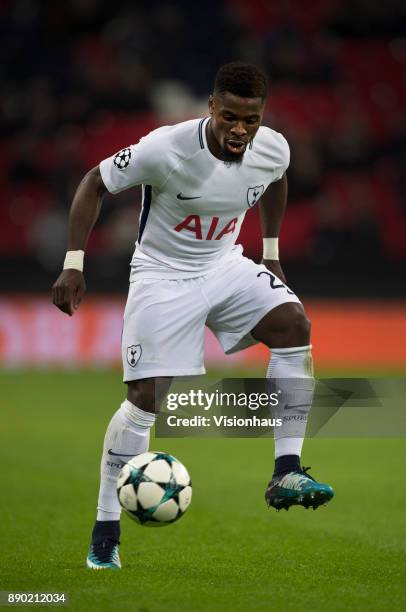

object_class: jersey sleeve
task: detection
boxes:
[99,129,171,194]
[272,132,290,182]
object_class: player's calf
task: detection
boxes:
[87,397,157,569]
[253,307,334,514]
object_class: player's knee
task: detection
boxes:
[279,306,311,347]
[292,309,311,345]
[253,303,311,348]
[126,382,160,414]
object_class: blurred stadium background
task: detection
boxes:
[1,4,406,609]
[1,0,406,372]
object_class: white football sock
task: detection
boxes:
[96,399,156,521]
[266,345,314,459]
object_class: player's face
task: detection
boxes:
[208,92,265,161]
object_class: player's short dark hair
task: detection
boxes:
[213,61,268,101]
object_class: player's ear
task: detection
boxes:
[208,95,214,114]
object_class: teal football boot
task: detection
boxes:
[265,467,334,511]
[86,538,121,570]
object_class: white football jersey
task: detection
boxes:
[99,117,289,279]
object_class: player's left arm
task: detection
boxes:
[259,172,288,283]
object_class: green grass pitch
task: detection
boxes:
[1,370,406,611]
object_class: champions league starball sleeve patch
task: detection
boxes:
[113,147,132,170]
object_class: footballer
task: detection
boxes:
[52,62,334,570]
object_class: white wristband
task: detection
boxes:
[63,250,84,272]
[263,238,279,260]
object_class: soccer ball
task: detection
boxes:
[117,451,192,526]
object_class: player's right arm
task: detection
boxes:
[52,166,106,316]
[52,128,170,316]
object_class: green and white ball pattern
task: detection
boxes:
[117,452,192,526]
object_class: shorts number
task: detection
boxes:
[257,271,295,295]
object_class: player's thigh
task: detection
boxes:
[205,257,301,352]
[122,278,208,381]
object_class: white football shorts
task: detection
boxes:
[121,251,301,381]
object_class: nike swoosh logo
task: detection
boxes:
[108,449,135,457]
[177,193,202,200]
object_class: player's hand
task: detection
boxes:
[52,269,86,316]
[261,259,287,284]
